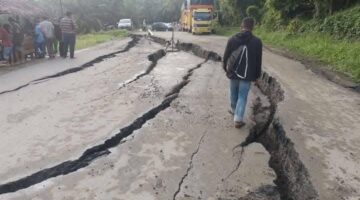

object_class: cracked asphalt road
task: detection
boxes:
[153,32,360,200]
[0,32,359,200]
[0,37,275,200]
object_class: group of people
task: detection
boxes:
[0,11,77,65]
[0,17,24,64]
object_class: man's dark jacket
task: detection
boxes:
[223,31,262,81]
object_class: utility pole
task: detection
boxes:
[60,0,64,17]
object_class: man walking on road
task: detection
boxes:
[40,17,55,58]
[223,17,263,129]
[60,11,77,59]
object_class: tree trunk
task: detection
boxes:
[328,0,334,15]
[313,0,320,18]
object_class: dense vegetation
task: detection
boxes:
[217,0,359,39]
[31,0,183,33]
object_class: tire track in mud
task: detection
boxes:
[0,35,141,96]
[0,46,220,195]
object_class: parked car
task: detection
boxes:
[165,23,174,31]
[118,19,133,30]
[151,22,172,31]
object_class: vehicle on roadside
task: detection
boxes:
[118,19,133,30]
[151,22,172,31]
[165,23,174,31]
[180,0,215,34]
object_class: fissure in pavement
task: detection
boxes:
[173,133,207,200]
[225,147,245,180]
[118,49,166,89]
[241,72,319,200]
[1,35,320,199]
[0,35,141,96]
[148,35,319,200]
[0,42,220,195]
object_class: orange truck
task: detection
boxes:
[180,0,215,34]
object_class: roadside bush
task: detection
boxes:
[300,5,360,39]
[319,6,360,39]
[286,18,302,33]
[298,19,322,33]
[262,9,284,31]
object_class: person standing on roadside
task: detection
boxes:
[53,18,64,57]
[34,19,45,58]
[223,17,263,129]
[8,17,24,64]
[40,17,55,58]
[0,24,13,64]
[60,11,77,59]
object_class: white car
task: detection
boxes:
[118,19,133,30]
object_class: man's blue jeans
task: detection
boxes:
[230,79,251,122]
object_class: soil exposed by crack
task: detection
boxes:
[118,49,166,89]
[241,72,319,200]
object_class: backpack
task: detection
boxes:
[226,36,253,79]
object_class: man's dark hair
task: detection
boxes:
[242,17,255,31]
[66,11,72,17]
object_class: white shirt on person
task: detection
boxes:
[39,20,55,39]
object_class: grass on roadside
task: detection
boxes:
[76,30,129,50]
[214,26,240,37]
[215,26,360,82]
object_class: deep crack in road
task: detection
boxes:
[1,33,359,200]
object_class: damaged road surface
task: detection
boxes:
[153,32,360,200]
[0,36,277,200]
[0,34,281,200]
[1,32,359,200]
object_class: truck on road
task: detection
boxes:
[180,0,215,34]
